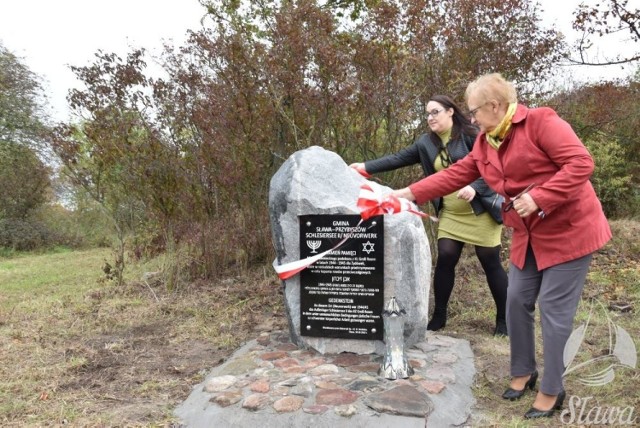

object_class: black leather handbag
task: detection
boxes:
[480,192,505,224]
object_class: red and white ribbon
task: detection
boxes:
[273,224,361,280]
[357,182,429,220]
[273,182,431,280]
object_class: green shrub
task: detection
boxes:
[0,202,116,252]
[0,218,51,251]
[585,136,637,218]
[32,203,114,249]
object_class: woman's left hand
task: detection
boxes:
[456,185,476,202]
[512,193,539,217]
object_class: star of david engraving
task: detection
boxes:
[362,241,375,254]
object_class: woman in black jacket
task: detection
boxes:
[351,95,508,336]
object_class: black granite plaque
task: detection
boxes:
[299,214,383,340]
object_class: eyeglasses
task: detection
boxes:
[427,108,444,118]
[467,102,490,119]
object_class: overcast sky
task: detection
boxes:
[0,0,636,122]
[0,0,206,121]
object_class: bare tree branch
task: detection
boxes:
[568,0,640,66]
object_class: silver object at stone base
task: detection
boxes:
[379,296,414,379]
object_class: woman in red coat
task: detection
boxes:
[392,73,611,419]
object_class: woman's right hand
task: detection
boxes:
[391,187,416,202]
[349,163,371,178]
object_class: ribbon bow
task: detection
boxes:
[273,182,430,280]
[357,182,428,220]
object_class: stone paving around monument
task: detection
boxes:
[174,330,476,428]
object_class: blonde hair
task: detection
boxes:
[465,73,518,105]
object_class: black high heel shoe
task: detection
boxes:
[427,309,447,331]
[501,370,538,400]
[494,319,508,337]
[524,390,567,419]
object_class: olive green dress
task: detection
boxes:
[435,130,502,247]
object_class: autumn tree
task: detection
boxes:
[193,0,563,177]
[552,79,640,145]
[0,141,50,220]
[0,44,50,150]
[51,0,567,283]
[0,43,51,210]
[0,43,54,249]
[0,44,51,219]
[570,0,640,66]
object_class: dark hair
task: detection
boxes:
[427,94,478,151]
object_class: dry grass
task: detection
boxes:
[0,219,638,427]
[0,249,286,427]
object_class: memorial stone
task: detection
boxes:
[269,146,431,355]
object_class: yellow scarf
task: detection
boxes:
[486,102,517,150]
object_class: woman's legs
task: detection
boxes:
[475,245,509,334]
[537,253,592,396]
[429,238,464,330]
[507,247,541,379]
[507,247,593,412]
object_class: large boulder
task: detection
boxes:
[269,146,431,355]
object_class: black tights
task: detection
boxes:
[428,238,508,330]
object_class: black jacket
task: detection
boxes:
[364,132,503,223]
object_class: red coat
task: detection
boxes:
[409,104,611,270]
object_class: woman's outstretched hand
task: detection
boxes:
[391,188,416,202]
[349,162,371,178]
